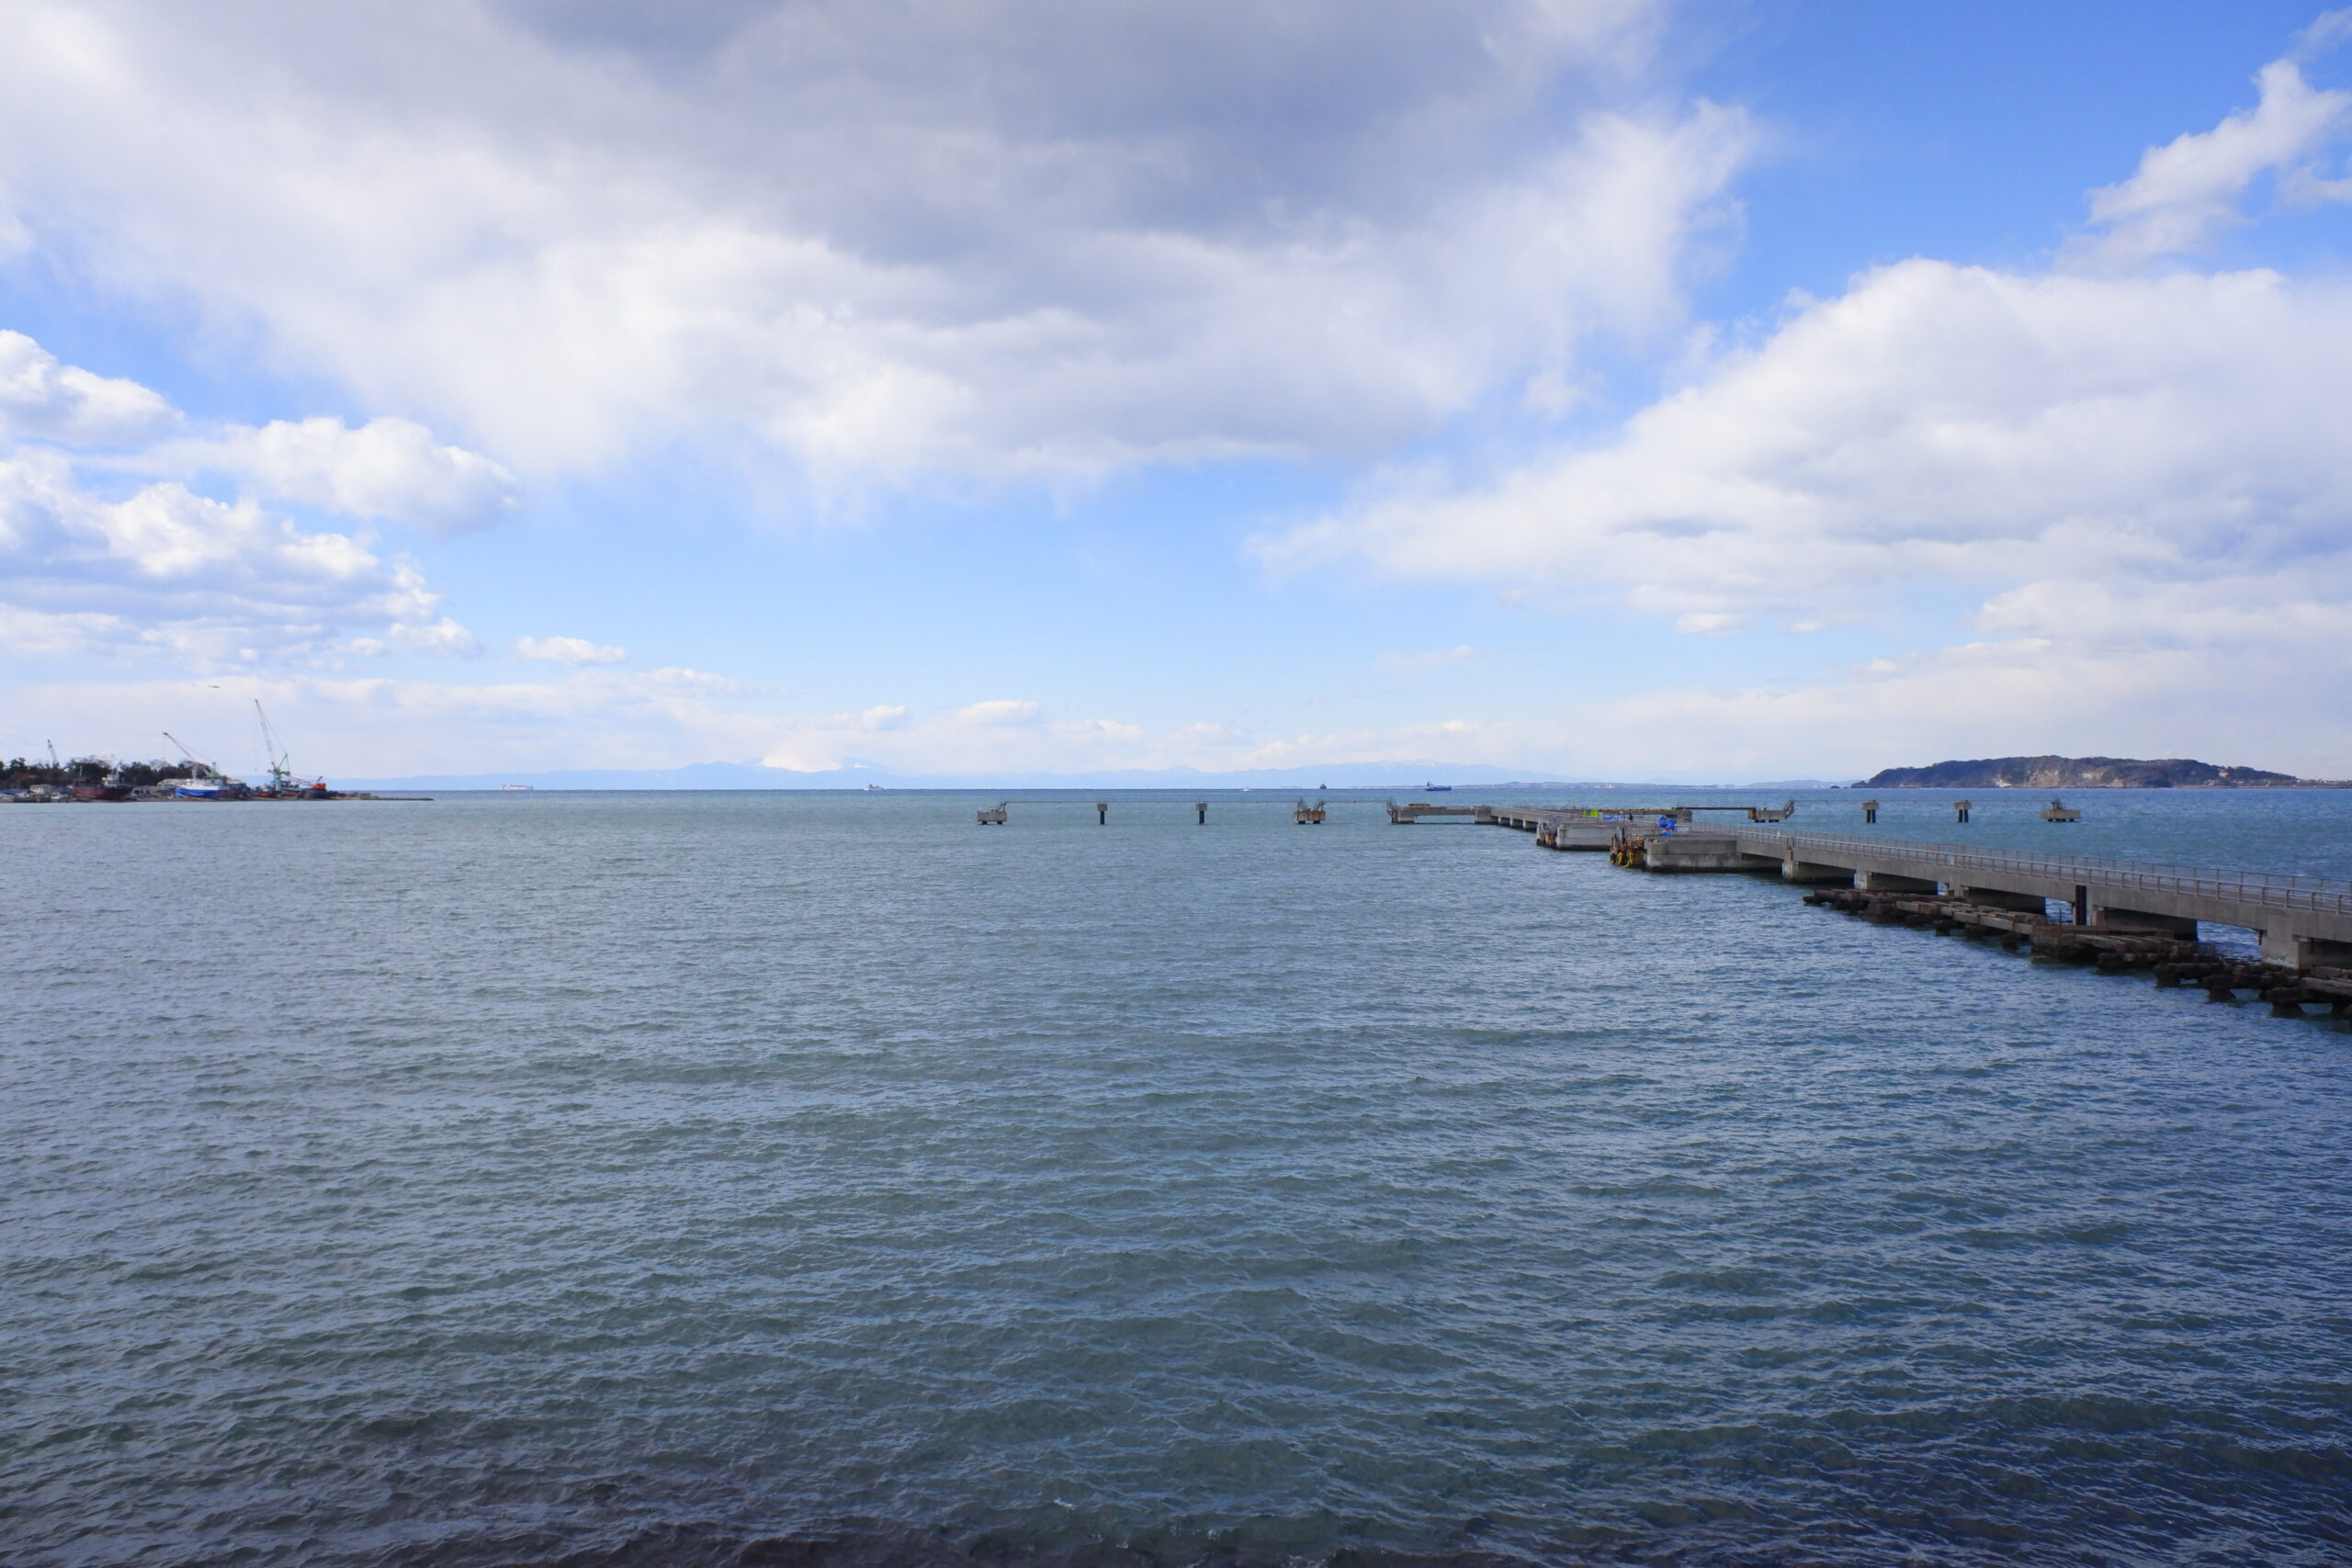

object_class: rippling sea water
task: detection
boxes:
[6,788,2350,1566]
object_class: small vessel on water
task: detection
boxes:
[500,784,535,792]
[1424,782,1453,792]
[162,730,247,798]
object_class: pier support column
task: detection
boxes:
[2260,927,2352,969]
[1855,870,1939,893]
[1781,853,1851,885]
[1097,802,1109,825]
[1196,802,1207,825]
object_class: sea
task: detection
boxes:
[5,787,2350,1567]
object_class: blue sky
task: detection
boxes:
[5,1,2351,783]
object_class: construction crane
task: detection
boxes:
[163,731,220,781]
[254,700,301,793]
[254,702,325,793]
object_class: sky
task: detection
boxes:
[6,0,2352,784]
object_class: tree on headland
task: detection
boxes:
[3,756,181,789]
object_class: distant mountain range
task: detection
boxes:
[1860,755,2301,789]
[333,760,1856,792]
[335,760,1541,791]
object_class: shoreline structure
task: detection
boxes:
[973,791,2352,1012]
[1478,801,2352,1009]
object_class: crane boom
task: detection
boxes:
[248,702,323,793]
[255,700,290,792]
[162,731,216,777]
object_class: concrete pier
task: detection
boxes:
[1466,804,2352,973]
[1388,800,1483,823]
[1674,824,2352,970]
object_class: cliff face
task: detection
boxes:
[1860,755,2298,789]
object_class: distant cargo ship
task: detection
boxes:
[500,784,535,791]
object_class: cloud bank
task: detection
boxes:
[515,634,626,666]
[8,9,2352,780]
[0,330,173,445]
[1272,39,2352,775]
[0,332,503,663]
[0,0,1744,483]
[153,418,518,537]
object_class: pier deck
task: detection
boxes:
[1478,807,2352,969]
[1733,827,2351,968]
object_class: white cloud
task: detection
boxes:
[0,335,517,535]
[0,602,126,657]
[0,328,173,445]
[0,452,474,663]
[762,698,1149,773]
[2079,60,2352,269]
[514,634,626,665]
[386,616,483,658]
[0,332,507,665]
[1374,644,1489,672]
[1672,613,1742,636]
[1277,263,2352,626]
[2301,7,2352,60]
[0,1,1746,484]
[157,417,518,536]
[955,698,1045,727]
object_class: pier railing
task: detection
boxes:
[1733,828,2352,916]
